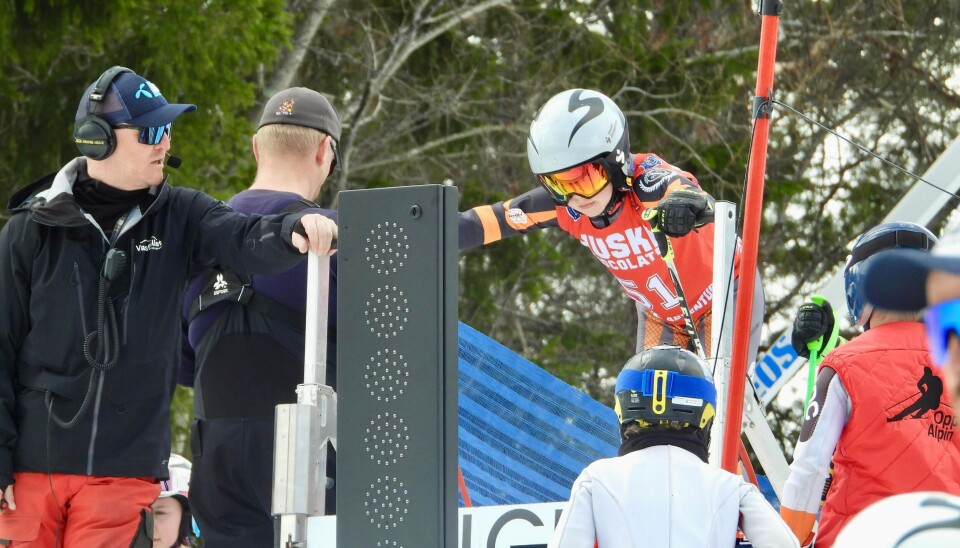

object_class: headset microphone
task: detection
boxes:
[166,153,182,169]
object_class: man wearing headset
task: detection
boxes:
[0,67,336,546]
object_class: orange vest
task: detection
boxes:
[555,192,723,327]
[816,322,960,547]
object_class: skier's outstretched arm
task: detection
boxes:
[459,186,559,250]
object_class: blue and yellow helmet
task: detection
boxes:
[614,345,716,437]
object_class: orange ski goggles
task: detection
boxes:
[538,161,610,204]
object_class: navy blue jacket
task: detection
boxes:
[180,189,338,419]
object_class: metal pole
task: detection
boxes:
[709,201,737,468]
[273,253,337,547]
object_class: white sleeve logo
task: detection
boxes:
[635,167,675,193]
[507,208,529,225]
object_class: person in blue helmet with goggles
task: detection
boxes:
[833,219,960,547]
[864,217,960,413]
[781,221,960,547]
[548,345,796,548]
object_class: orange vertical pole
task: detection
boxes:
[458,466,473,507]
[721,0,783,473]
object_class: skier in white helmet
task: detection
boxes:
[459,88,763,358]
[548,346,798,548]
[152,454,200,548]
[833,491,960,547]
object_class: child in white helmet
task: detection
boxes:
[459,89,764,360]
[152,454,199,548]
[548,346,797,548]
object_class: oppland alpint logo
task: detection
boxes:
[886,366,955,442]
[135,236,163,252]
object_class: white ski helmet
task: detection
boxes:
[527,89,631,200]
[159,453,191,499]
[158,453,196,545]
[834,491,960,547]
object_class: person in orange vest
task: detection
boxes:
[458,88,763,358]
[865,217,960,413]
[780,221,960,547]
[833,218,960,546]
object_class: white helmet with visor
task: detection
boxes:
[526,89,631,205]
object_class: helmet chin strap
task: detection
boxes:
[588,186,626,228]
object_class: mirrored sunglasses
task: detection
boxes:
[538,161,609,205]
[330,140,340,171]
[923,298,960,366]
[116,123,172,145]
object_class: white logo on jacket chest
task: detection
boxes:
[135,236,163,252]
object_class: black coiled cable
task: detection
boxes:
[45,275,121,428]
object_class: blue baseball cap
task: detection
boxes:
[76,70,196,128]
[863,220,960,310]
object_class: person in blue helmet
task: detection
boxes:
[836,217,960,546]
[864,217,960,418]
[548,345,796,548]
[780,221,960,547]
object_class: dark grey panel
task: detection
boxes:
[338,185,458,548]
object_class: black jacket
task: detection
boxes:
[0,158,307,487]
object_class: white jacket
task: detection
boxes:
[548,445,799,548]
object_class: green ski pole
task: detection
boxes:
[803,294,840,408]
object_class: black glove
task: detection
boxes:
[655,188,714,237]
[791,301,836,359]
[293,218,308,238]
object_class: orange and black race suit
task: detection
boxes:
[459,153,742,352]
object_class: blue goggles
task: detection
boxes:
[615,369,717,407]
[924,298,960,366]
[116,123,172,145]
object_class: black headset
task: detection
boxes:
[73,66,133,160]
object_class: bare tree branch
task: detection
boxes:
[333,0,513,202]
[633,111,727,182]
[353,123,524,173]
[262,0,335,101]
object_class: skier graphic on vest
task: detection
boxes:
[888,366,945,422]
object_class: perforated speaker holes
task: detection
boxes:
[364,475,410,530]
[364,412,410,466]
[365,350,409,401]
[364,286,409,338]
[365,222,409,275]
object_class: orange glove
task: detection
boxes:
[780,506,816,546]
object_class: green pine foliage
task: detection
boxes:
[3,0,959,459]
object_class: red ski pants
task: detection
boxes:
[0,472,159,547]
